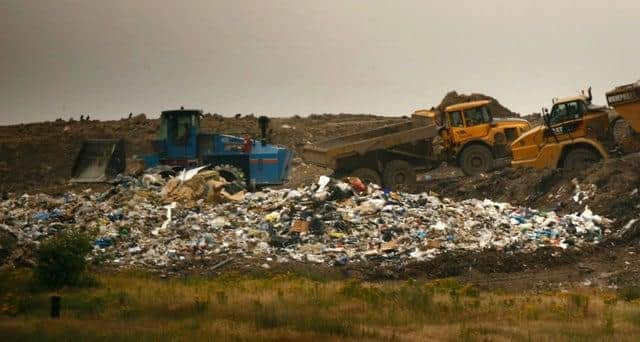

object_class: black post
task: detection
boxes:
[258,116,270,143]
[50,295,61,318]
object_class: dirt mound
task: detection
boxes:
[0,119,159,194]
[0,114,399,194]
[437,91,519,118]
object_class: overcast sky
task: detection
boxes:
[1,0,638,124]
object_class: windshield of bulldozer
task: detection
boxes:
[159,116,168,140]
[160,112,200,145]
[174,115,191,144]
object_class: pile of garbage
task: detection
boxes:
[0,171,612,270]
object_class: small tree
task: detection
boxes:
[34,231,92,289]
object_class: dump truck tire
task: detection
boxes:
[383,160,416,192]
[459,144,494,176]
[349,168,382,186]
[563,148,600,170]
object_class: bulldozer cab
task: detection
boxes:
[444,100,494,145]
[157,109,202,162]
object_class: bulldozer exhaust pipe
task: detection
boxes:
[258,116,270,142]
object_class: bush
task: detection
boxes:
[619,286,640,302]
[33,231,92,289]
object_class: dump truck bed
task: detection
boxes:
[302,120,439,168]
[607,81,640,133]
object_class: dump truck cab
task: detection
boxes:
[511,91,614,170]
[441,100,530,175]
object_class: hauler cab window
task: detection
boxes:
[548,101,586,125]
[463,106,492,126]
[448,111,464,127]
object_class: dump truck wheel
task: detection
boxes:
[382,160,417,192]
[563,148,600,170]
[349,168,382,186]
[459,145,494,176]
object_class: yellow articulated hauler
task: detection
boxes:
[303,100,531,191]
[438,100,530,175]
[511,81,640,170]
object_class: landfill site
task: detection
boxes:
[2,87,640,293]
[5,1,640,339]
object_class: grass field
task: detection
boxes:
[2,270,640,341]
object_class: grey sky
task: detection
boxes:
[1,0,638,125]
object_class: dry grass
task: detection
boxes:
[1,270,640,341]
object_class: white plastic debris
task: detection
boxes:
[1,175,613,271]
[152,202,177,236]
[316,175,331,193]
[177,165,208,182]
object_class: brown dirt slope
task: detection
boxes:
[0,114,401,194]
[420,153,640,228]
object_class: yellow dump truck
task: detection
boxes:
[303,100,530,191]
[439,100,530,175]
[511,81,640,170]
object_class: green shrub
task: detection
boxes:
[460,284,480,298]
[33,231,92,289]
[619,286,640,302]
[603,311,615,335]
[567,293,590,317]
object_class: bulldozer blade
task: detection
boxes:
[70,139,126,183]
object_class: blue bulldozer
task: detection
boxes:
[71,108,293,189]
